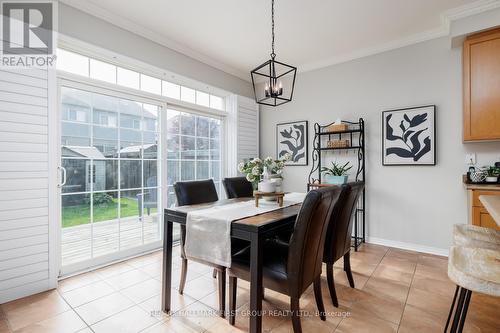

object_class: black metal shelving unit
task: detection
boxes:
[307,118,366,251]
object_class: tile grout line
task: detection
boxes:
[56,288,95,333]
[395,253,419,332]
[332,245,389,332]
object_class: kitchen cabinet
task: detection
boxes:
[469,188,500,230]
[463,28,500,141]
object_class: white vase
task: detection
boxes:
[271,177,283,192]
[258,181,275,193]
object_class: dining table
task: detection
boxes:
[161,198,302,333]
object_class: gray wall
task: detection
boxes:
[260,36,500,252]
[58,3,253,98]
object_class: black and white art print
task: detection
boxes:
[382,105,436,166]
[276,120,308,166]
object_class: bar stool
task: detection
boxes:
[445,246,500,333]
[453,224,500,250]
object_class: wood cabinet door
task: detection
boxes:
[464,28,500,141]
[473,207,500,230]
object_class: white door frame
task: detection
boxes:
[55,78,167,277]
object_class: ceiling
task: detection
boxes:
[62,0,484,81]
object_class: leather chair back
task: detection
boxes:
[323,182,364,264]
[174,179,219,206]
[287,186,342,295]
[223,177,254,199]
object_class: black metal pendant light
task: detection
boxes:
[251,0,296,107]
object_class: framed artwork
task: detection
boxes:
[382,105,436,166]
[276,120,308,166]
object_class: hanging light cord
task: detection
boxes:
[271,0,275,59]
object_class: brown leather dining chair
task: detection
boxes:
[323,182,365,307]
[227,186,343,333]
[173,179,226,316]
[222,177,254,199]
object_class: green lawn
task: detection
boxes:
[62,197,157,228]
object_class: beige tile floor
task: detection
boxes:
[1,243,499,333]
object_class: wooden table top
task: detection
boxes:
[480,195,500,226]
[165,197,301,228]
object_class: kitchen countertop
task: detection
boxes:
[479,195,500,226]
[462,176,500,190]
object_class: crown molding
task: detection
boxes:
[299,25,449,73]
[60,0,500,79]
[300,0,500,73]
[442,0,500,21]
[59,0,250,82]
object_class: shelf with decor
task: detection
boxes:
[308,118,366,251]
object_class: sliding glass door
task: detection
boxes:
[165,108,223,208]
[59,86,163,274]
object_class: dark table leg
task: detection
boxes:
[249,233,263,333]
[161,219,173,312]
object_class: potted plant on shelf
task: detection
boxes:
[321,161,352,185]
[485,165,500,183]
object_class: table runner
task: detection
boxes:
[184,192,306,267]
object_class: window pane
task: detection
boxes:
[92,191,119,257]
[61,193,91,265]
[119,99,143,129]
[120,160,142,189]
[181,86,195,103]
[62,159,88,193]
[117,67,140,89]
[196,160,209,180]
[180,113,195,136]
[142,187,160,244]
[57,49,89,76]
[120,189,142,250]
[210,139,220,160]
[140,74,161,95]
[209,118,221,139]
[166,110,180,134]
[210,95,224,110]
[196,116,209,137]
[90,59,116,84]
[103,160,119,190]
[181,161,195,180]
[181,136,195,160]
[211,161,220,181]
[166,134,180,159]
[162,81,180,99]
[143,104,158,132]
[167,186,176,208]
[61,88,91,152]
[167,160,179,185]
[142,133,158,159]
[196,137,209,160]
[143,160,158,187]
[196,91,209,107]
[93,94,119,157]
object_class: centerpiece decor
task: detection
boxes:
[238,154,291,191]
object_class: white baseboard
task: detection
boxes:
[366,237,449,257]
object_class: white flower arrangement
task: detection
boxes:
[238,154,291,189]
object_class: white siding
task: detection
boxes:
[0,64,53,303]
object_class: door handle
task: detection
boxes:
[58,166,67,188]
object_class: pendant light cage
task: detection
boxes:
[251,0,296,107]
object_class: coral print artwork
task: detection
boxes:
[382,105,436,166]
[276,120,308,166]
